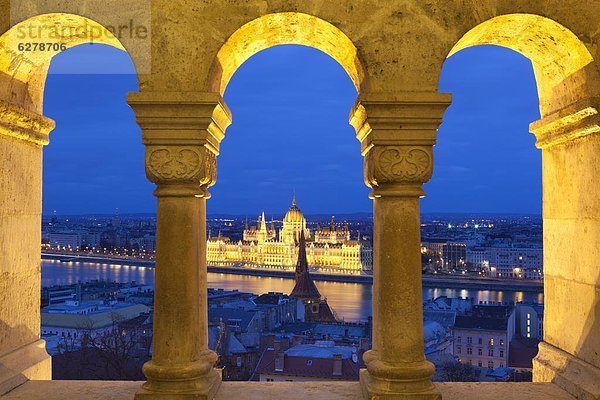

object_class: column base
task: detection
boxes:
[0,339,52,395]
[135,368,221,400]
[533,341,600,400]
[360,369,441,400]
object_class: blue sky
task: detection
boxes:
[42,43,540,215]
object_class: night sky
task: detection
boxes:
[42,43,540,216]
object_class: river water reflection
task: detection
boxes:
[42,260,544,322]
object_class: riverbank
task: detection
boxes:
[41,253,543,292]
[42,252,155,267]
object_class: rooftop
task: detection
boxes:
[454,315,508,331]
[285,341,356,359]
[255,345,363,381]
[41,302,151,329]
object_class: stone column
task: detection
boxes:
[127,92,231,400]
[350,92,450,400]
[0,101,54,394]
[530,97,600,400]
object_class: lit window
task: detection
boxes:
[488,338,494,346]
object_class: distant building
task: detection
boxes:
[467,246,543,279]
[42,286,76,306]
[209,324,258,381]
[141,234,156,251]
[253,292,301,330]
[47,231,82,250]
[423,296,474,314]
[421,239,447,257]
[423,319,453,357]
[514,303,543,340]
[80,231,101,248]
[255,340,363,381]
[207,196,368,273]
[208,306,265,349]
[130,234,156,252]
[442,243,467,269]
[452,305,515,369]
[42,299,151,355]
[359,240,373,273]
[466,247,488,268]
[312,322,371,343]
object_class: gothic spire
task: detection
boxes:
[260,211,267,231]
[290,230,321,300]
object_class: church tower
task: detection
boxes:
[291,230,321,298]
[290,230,336,322]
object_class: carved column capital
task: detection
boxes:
[145,146,216,196]
[0,100,55,146]
[350,92,451,197]
[127,91,231,197]
[364,145,433,197]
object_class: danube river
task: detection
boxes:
[41,260,544,322]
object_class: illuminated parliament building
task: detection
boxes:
[207,196,370,274]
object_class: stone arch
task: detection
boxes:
[0,15,140,393]
[0,13,131,115]
[207,12,368,97]
[447,13,598,116]
[443,13,600,398]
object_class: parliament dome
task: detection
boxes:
[284,195,306,224]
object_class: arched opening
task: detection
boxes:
[0,13,139,392]
[42,43,146,216]
[206,13,372,325]
[205,43,374,380]
[207,12,368,97]
[208,43,370,321]
[439,14,600,392]
[41,42,149,379]
[432,45,541,215]
[0,13,127,114]
[432,44,542,376]
[448,14,597,117]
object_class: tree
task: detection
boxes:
[87,312,149,380]
[440,361,479,382]
[52,313,150,380]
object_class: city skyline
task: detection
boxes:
[43,43,540,215]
